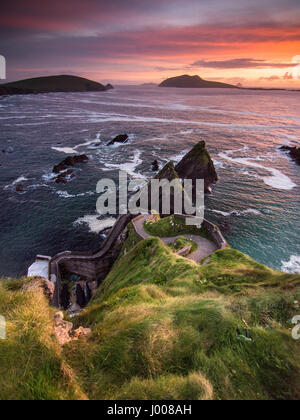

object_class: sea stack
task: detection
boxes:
[175,141,218,193]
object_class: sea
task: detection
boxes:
[0,86,299,277]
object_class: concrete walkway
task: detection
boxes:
[132,215,217,264]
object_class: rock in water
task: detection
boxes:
[55,169,75,183]
[175,141,218,193]
[53,155,88,173]
[107,134,129,146]
[279,146,300,165]
[151,160,159,172]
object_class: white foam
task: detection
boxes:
[4,176,28,190]
[281,255,300,274]
[213,160,226,169]
[52,147,78,154]
[74,215,116,234]
[179,129,194,135]
[219,150,296,191]
[210,208,262,217]
[104,151,145,179]
[56,190,95,199]
[86,113,284,131]
[169,150,189,163]
[51,132,102,155]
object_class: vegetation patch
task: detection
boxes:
[0,278,85,400]
[144,215,209,239]
[66,241,300,400]
[1,242,300,400]
[168,236,198,254]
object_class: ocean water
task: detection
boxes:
[0,86,299,277]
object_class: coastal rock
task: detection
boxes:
[107,134,129,146]
[105,84,114,90]
[16,185,24,192]
[175,141,218,193]
[279,145,300,165]
[151,160,159,172]
[55,169,75,183]
[53,154,88,173]
[53,312,91,345]
[155,161,179,182]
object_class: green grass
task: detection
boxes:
[1,240,300,400]
[144,215,209,239]
[119,222,143,257]
[0,278,86,400]
[66,239,300,400]
[168,236,198,254]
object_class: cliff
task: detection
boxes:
[0,75,113,96]
[159,74,238,89]
[175,140,218,192]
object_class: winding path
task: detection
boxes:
[132,215,217,263]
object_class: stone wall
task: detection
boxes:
[49,214,133,307]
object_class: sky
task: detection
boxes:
[1,0,300,87]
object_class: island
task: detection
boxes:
[159,74,238,89]
[0,75,114,96]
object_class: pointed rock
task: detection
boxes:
[175,141,218,193]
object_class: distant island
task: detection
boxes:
[159,74,238,89]
[0,75,114,96]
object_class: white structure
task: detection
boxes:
[0,55,6,80]
[0,315,6,340]
[28,256,51,280]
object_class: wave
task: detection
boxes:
[103,151,146,179]
[56,190,95,199]
[213,159,226,169]
[51,132,103,155]
[179,129,194,135]
[52,146,78,154]
[281,255,300,274]
[169,150,189,163]
[209,208,262,217]
[4,176,29,190]
[219,149,296,191]
[73,215,116,234]
[86,113,295,131]
[77,98,300,122]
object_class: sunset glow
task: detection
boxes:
[1,0,300,87]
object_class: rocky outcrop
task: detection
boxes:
[53,312,92,346]
[155,161,179,181]
[151,160,159,172]
[107,134,129,146]
[175,141,218,193]
[105,84,114,90]
[55,169,76,184]
[280,146,300,166]
[53,155,88,173]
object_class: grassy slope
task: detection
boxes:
[66,239,300,400]
[1,239,300,400]
[0,279,86,400]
